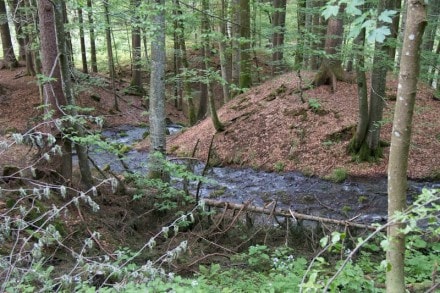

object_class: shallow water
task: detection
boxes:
[88,125,440,224]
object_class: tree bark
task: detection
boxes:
[218,0,231,103]
[87,0,97,73]
[37,0,71,182]
[148,0,167,180]
[312,5,345,92]
[202,0,224,132]
[173,0,196,125]
[386,1,426,292]
[9,0,25,61]
[0,0,18,68]
[54,1,93,189]
[350,28,369,151]
[239,0,252,89]
[103,0,118,110]
[231,0,240,96]
[129,0,143,94]
[294,0,306,69]
[77,7,88,74]
[272,0,287,74]
[365,0,396,156]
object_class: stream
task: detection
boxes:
[87,125,440,225]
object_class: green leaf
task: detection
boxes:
[322,5,340,20]
[346,0,364,16]
[367,26,391,43]
[378,10,397,23]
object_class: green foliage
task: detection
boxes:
[273,161,285,172]
[325,167,348,183]
[308,98,322,113]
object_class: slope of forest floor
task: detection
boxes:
[0,65,439,179]
[165,72,440,180]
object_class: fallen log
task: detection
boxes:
[202,199,377,231]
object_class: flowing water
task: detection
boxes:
[88,125,440,225]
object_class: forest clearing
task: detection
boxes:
[0,0,439,292]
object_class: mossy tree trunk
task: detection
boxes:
[351,0,396,161]
[239,0,252,89]
[386,1,426,292]
[350,27,369,151]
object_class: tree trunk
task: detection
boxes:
[239,0,252,89]
[272,0,287,74]
[309,0,325,70]
[129,0,143,95]
[218,0,231,103]
[231,0,240,95]
[148,0,167,180]
[0,0,18,68]
[202,0,224,132]
[364,0,396,156]
[312,5,345,92]
[9,0,26,61]
[294,0,306,69]
[87,0,98,73]
[350,28,369,151]
[103,0,118,110]
[386,1,426,292]
[173,0,196,125]
[54,1,93,189]
[77,7,88,74]
[421,0,440,86]
[37,0,71,182]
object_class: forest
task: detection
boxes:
[0,0,439,292]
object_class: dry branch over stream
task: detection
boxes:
[202,199,376,231]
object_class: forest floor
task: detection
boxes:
[1,62,440,282]
[1,64,440,179]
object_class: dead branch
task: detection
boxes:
[202,199,376,231]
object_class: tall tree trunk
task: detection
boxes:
[231,0,240,95]
[388,0,401,62]
[294,0,306,69]
[421,0,440,86]
[37,0,71,182]
[173,0,196,125]
[103,0,118,111]
[77,7,88,74]
[218,0,231,103]
[387,1,426,292]
[202,0,224,132]
[312,5,345,92]
[0,0,18,68]
[172,2,183,110]
[9,0,26,61]
[350,28,369,151]
[309,0,325,70]
[148,0,167,180]
[239,0,252,89]
[129,0,143,94]
[54,1,93,189]
[272,0,287,74]
[87,0,98,73]
[365,0,396,155]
